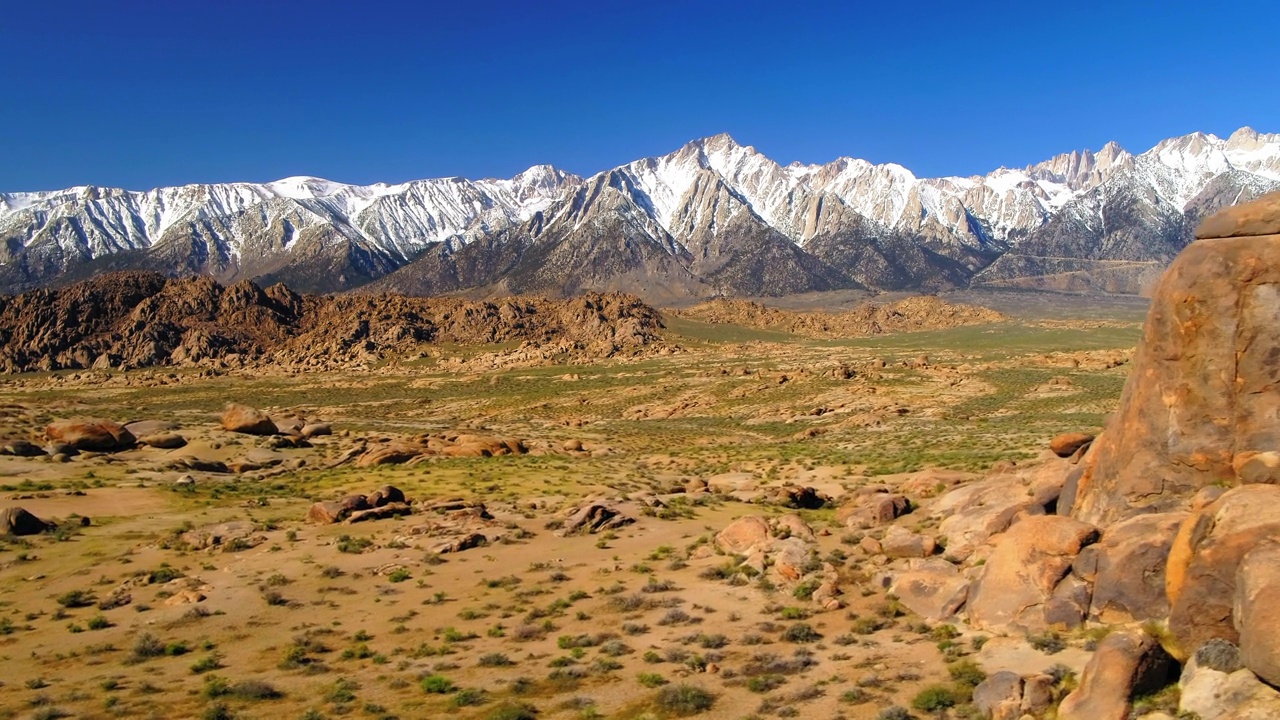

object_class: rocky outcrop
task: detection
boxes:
[0,272,668,373]
[888,558,970,621]
[1071,191,1280,525]
[1049,432,1094,458]
[352,434,530,467]
[308,486,411,525]
[673,296,1004,338]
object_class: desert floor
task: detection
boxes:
[0,295,1145,720]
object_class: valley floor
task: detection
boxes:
[0,306,1141,720]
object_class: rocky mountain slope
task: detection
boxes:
[3,128,1277,298]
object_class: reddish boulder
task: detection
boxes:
[219,404,276,435]
[1050,432,1094,458]
[45,419,135,451]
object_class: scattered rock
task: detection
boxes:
[180,521,264,552]
[839,491,911,528]
[973,671,1023,720]
[301,423,332,438]
[348,503,413,524]
[771,486,829,509]
[429,532,488,554]
[123,420,178,437]
[715,517,772,555]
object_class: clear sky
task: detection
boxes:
[2,0,1277,192]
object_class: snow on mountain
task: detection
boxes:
[1,127,1278,297]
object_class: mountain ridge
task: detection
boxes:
[3,128,1277,299]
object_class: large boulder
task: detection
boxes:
[1058,629,1175,720]
[888,558,970,621]
[1072,192,1280,525]
[1180,647,1280,720]
[45,419,135,451]
[715,516,772,555]
[973,671,1023,720]
[966,515,1098,632]
[1073,512,1186,623]
[933,475,1046,561]
[219,404,277,435]
[0,506,53,536]
[838,491,910,528]
[1166,485,1280,659]
[1234,541,1280,687]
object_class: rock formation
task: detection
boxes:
[1069,191,1280,525]
[0,271,667,372]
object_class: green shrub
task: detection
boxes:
[637,672,667,688]
[55,590,95,608]
[947,658,987,688]
[782,623,821,643]
[421,674,455,694]
[485,703,539,720]
[655,684,715,716]
[452,688,488,707]
[911,684,959,711]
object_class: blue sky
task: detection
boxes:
[2,0,1277,191]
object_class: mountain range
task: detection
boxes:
[3,127,1277,300]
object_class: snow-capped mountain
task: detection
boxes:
[3,127,1277,298]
